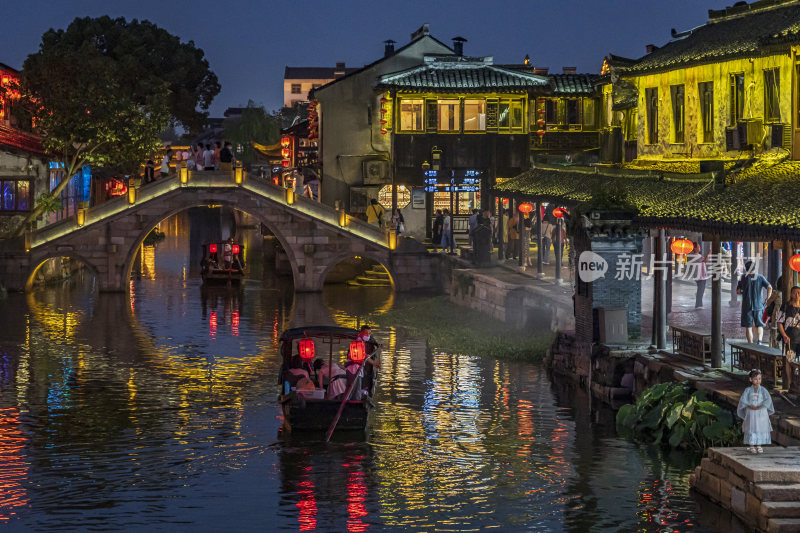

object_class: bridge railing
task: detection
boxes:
[31,171,389,249]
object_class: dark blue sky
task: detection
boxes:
[4,0,732,116]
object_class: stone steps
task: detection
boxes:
[346,265,392,287]
[691,447,800,532]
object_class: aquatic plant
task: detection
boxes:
[616,382,741,451]
[366,296,552,361]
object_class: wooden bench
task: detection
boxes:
[671,326,724,365]
[729,342,785,388]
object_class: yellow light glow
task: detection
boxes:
[76,208,86,227]
[180,165,188,184]
[234,165,243,185]
[286,188,295,205]
[128,186,136,205]
[388,229,397,250]
[339,209,348,227]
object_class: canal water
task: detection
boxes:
[0,213,737,532]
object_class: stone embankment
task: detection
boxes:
[691,447,800,532]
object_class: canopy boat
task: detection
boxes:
[278,326,380,433]
[201,241,244,285]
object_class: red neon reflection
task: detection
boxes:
[296,480,317,531]
[209,310,217,339]
[231,310,239,336]
[0,407,29,523]
[346,470,369,532]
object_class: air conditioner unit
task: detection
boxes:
[362,160,389,185]
[738,119,763,148]
[770,123,792,150]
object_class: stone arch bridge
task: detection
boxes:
[0,172,438,293]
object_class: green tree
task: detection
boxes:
[12,16,220,236]
[222,102,281,166]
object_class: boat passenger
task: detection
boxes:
[313,359,347,399]
[223,238,234,268]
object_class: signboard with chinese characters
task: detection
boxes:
[423,168,484,193]
[412,188,426,209]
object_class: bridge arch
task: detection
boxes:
[121,200,301,290]
[26,252,100,291]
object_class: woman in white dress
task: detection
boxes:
[737,369,774,453]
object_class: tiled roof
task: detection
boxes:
[621,0,800,74]
[0,125,45,155]
[284,66,358,80]
[377,56,549,93]
[549,74,599,96]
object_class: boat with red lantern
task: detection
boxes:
[277,326,380,433]
[201,240,245,285]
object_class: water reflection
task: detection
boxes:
[0,210,739,531]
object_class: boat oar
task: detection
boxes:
[324,357,369,442]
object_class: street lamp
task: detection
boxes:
[180,163,189,185]
[128,178,136,205]
[234,163,243,185]
[286,187,295,205]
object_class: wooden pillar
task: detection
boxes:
[711,235,723,368]
[555,217,564,284]
[497,198,505,260]
[655,229,667,349]
[784,240,792,298]
[517,198,524,267]
[729,241,739,305]
[536,201,543,278]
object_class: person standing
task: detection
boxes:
[391,208,405,234]
[690,242,709,309]
[144,159,155,184]
[303,173,320,201]
[366,199,384,227]
[193,144,204,171]
[160,149,172,179]
[219,142,234,172]
[737,369,774,454]
[468,209,480,248]
[203,144,215,170]
[214,141,222,170]
[737,260,772,344]
[441,208,452,253]
[506,212,519,260]
[432,209,443,252]
[777,285,800,390]
[471,209,493,267]
[765,275,784,348]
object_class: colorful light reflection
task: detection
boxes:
[0,407,29,523]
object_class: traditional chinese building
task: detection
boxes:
[283,63,357,108]
[497,0,800,357]
[0,63,49,237]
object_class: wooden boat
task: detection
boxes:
[277,326,379,433]
[201,241,244,285]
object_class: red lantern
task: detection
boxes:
[518,202,533,214]
[209,243,218,254]
[232,244,240,255]
[537,130,546,138]
[348,340,366,363]
[670,238,694,256]
[379,108,387,114]
[790,254,800,272]
[380,129,388,135]
[380,97,388,104]
[537,118,546,127]
[553,207,566,218]
[298,338,315,361]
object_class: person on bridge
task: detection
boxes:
[366,199,384,228]
[219,143,234,171]
[736,260,772,344]
[202,144,215,170]
[160,149,172,179]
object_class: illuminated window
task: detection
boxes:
[645,87,658,144]
[0,179,31,212]
[463,99,486,131]
[582,98,596,130]
[291,84,302,94]
[377,184,411,209]
[764,68,780,122]
[729,73,744,125]
[437,100,460,132]
[399,99,424,131]
[698,82,714,143]
[498,99,524,132]
[670,84,685,143]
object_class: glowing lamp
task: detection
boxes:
[380,97,388,104]
[234,164,243,185]
[282,160,290,167]
[76,208,86,227]
[388,229,397,250]
[379,119,387,125]
[232,244,240,255]
[348,340,366,364]
[281,137,291,148]
[339,209,348,227]
[286,188,295,205]
[790,254,800,272]
[209,243,218,254]
[670,237,694,256]
[128,185,136,204]
[379,108,387,114]
[553,207,566,218]
[537,130,546,138]
[298,338,315,362]
[518,202,533,214]
[537,108,545,114]
[281,148,291,158]
[380,129,388,135]
[537,118,546,127]
[180,165,189,184]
